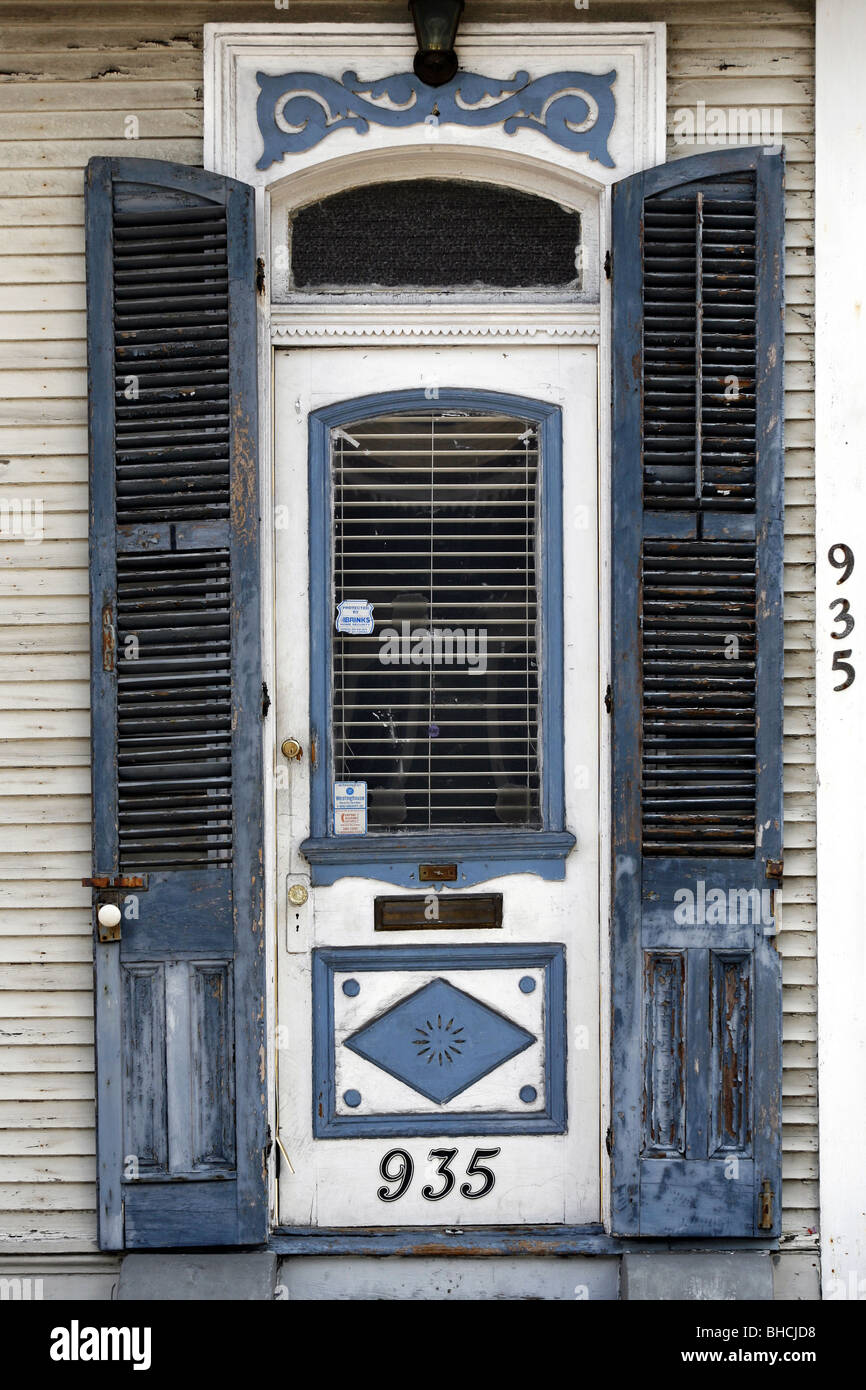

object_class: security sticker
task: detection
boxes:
[336,599,374,635]
[334,782,367,835]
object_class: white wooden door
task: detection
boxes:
[274,345,600,1228]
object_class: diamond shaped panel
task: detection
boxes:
[343,977,536,1104]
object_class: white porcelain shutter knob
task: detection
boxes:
[97,903,122,929]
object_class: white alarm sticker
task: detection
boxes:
[334,782,367,835]
[335,599,374,635]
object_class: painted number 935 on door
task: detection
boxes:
[378,1147,500,1202]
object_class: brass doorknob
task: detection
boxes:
[281,737,303,761]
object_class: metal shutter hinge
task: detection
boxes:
[604,683,613,714]
[759,1179,774,1230]
[261,680,271,718]
[256,256,266,296]
[604,249,612,279]
[82,876,148,890]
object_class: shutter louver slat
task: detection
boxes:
[640,174,760,857]
[116,549,233,870]
[110,187,235,870]
[112,201,231,525]
[641,538,757,855]
[642,184,758,514]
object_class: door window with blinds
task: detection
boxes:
[303,388,570,866]
[332,406,540,832]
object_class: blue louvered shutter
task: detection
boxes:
[85,158,266,1250]
[611,147,784,1236]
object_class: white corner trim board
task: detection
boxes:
[815,0,866,1302]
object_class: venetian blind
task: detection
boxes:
[331,408,541,831]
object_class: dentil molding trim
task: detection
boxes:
[270,304,601,346]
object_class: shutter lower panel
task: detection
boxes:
[86,159,265,1250]
[612,148,784,1237]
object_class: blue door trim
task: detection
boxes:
[299,387,576,887]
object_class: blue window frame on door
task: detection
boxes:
[300,388,575,887]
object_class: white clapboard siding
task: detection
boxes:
[0,370,87,396]
[0,909,92,937]
[0,0,817,1252]
[0,1128,95,1157]
[0,1157,95,1182]
[0,1018,94,1047]
[0,936,92,963]
[0,257,84,283]
[0,344,86,371]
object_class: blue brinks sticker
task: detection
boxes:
[334,781,367,835]
[336,599,374,635]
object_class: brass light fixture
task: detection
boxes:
[409,0,465,87]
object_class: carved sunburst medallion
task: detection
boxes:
[412,1014,467,1066]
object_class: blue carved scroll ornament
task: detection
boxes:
[255,68,617,170]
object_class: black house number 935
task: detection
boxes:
[828,543,856,690]
[377,1147,500,1202]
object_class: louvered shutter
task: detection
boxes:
[85,158,265,1249]
[610,147,784,1237]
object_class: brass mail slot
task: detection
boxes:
[419,863,457,881]
[374,894,503,932]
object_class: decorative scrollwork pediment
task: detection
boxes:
[255,67,617,169]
